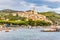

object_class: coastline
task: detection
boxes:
[0,25,60,32]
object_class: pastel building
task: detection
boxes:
[11,8,52,23]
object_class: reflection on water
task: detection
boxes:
[0,28,60,40]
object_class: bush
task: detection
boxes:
[27,19,35,26]
[0,20,51,26]
[35,20,51,26]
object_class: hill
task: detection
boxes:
[0,9,18,13]
[40,12,60,25]
[0,9,60,25]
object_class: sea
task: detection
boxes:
[0,28,60,40]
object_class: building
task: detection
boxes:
[11,8,52,23]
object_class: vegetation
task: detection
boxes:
[40,12,60,25]
[35,20,51,26]
[0,19,51,26]
[0,9,60,26]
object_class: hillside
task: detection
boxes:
[40,12,60,25]
[0,9,60,25]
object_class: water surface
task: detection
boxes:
[0,28,60,40]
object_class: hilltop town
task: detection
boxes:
[0,9,60,26]
[11,9,52,23]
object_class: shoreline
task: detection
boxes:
[0,25,60,32]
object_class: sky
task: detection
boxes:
[0,0,60,13]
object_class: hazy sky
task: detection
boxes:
[0,0,60,13]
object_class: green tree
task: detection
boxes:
[28,19,35,26]
[35,20,51,26]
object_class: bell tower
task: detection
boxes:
[33,7,37,14]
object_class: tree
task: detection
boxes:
[35,20,51,26]
[20,17,26,21]
[28,19,35,26]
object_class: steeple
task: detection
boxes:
[33,7,37,14]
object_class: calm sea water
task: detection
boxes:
[0,28,60,40]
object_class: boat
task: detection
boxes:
[41,28,56,32]
[41,25,57,32]
[5,28,9,32]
